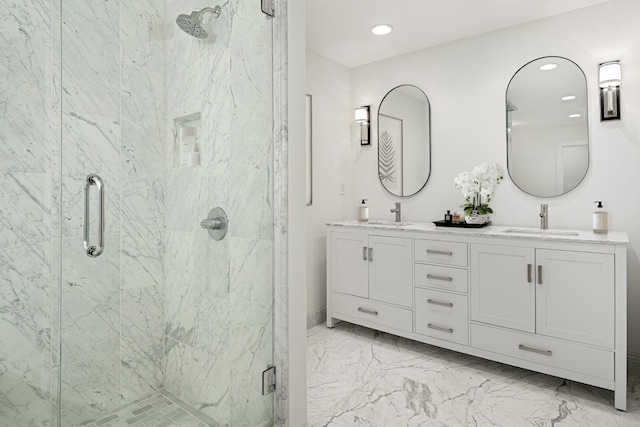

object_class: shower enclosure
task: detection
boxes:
[1,0,275,425]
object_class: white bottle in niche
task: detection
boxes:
[593,201,608,234]
[179,126,196,167]
[358,199,369,222]
[191,143,201,167]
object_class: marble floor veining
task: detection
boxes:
[307,322,640,426]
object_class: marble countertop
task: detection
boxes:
[326,220,629,245]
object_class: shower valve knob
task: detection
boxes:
[200,218,222,229]
[200,207,228,241]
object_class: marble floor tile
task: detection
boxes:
[307,322,640,427]
[78,390,219,427]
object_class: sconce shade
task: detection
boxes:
[599,61,621,121]
[599,62,621,88]
[354,107,369,122]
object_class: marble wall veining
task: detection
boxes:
[54,0,166,424]
[2,0,278,425]
[0,0,53,425]
[163,1,275,425]
[1,0,166,424]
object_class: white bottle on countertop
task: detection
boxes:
[593,201,608,234]
[358,199,369,222]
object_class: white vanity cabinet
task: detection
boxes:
[470,244,614,347]
[328,230,413,333]
[326,222,628,410]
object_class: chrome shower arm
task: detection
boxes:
[196,6,222,20]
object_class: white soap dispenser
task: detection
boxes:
[593,201,608,234]
[358,199,369,222]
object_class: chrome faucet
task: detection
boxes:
[539,204,548,230]
[391,202,402,222]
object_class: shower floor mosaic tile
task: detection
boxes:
[78,390,220,427]
[307,322,640,426]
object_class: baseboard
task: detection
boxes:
[307,308,326,329]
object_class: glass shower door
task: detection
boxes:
[55,0,275,426]
[0,1,55,425]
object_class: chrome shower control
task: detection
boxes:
[200,207,228,240]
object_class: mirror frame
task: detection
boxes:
[505,56,590,198]
[377,84,432,197]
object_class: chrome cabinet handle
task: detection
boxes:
[518,344,552,356]
[357,307,378,316]
[362,246,367,261]
[426,249,453,256]
[427,323,453,333]
[527,264,532,283]
[83,174,105,258]
[427,299,453,308]
[368,247,373,262]
[426,274,453,282]
[537,265,542,284]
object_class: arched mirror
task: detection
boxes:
[506,56,589,197]
[378,84,431,196]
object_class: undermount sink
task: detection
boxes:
[502,228,579,236]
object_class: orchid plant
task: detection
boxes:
[454,162,504,216]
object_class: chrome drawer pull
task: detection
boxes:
[357,307,378,316]
[518,344,552,356]
[537,265,543,285]
[427,299,453,308]
[362,246,367,261]
[427,323,453,333]
[426,274,453,282]
[426,249,453,256]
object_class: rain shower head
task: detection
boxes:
[176,5,221,39]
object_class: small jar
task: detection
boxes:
[452,212,460,223]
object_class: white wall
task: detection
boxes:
[305,51,352,322]
[287,0,309,425]
[308,0,640,352]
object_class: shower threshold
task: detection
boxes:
[78,390,220,427]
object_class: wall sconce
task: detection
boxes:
[354,106,370,145]
[599,61,621,121]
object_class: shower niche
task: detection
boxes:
[173,112,202,168]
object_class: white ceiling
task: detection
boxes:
[306,0,614,68]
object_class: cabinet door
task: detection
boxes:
[369,235,413,308]
[536,249,614,348]
[470,244,535,332]
[331,232,369,298]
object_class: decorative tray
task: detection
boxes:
[433,220,491,228]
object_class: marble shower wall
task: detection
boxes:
[55,0,165,424]
[0,0,53,425]
[1,0,165,425]
[163,1,274,426]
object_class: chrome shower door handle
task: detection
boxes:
[83,174,105,258]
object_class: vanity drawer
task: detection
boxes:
[414,263,468,293]
[415,239,467,267]
[415,288,468,345]
[331,292,412,333]
[471,323,613,381]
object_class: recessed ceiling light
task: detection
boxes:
[371,24,393,36]
[569,114,581,118]
[561,95,576,101]
[539,63,558,71]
